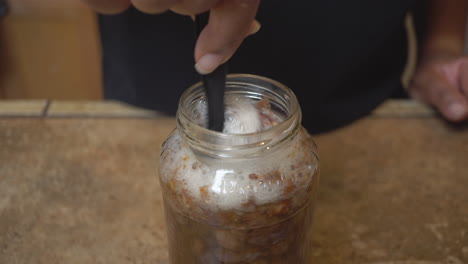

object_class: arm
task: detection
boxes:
[421,0,467,57]
[410,0,468,121]
[82,0,260,74]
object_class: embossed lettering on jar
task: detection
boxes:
[159,74,320,264]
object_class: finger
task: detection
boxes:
[171,0,219,15]
[194,20,260,74]
[131,0,178,14]
[194,0,261,75]
[81,0,131,14]
[417,73,468,122]
[248,20,262,36]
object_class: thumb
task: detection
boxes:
[194,0,261,75]
[412,72,468,122]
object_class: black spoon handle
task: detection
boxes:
[195,12,226,132]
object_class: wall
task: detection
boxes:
[0,0,102,99]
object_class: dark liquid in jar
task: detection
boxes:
[160,98,319,264]
[164,197,315,264]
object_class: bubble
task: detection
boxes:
[160,98,312,211]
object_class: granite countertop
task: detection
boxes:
[0,100,467,264]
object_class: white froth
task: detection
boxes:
[223,100,262,134]
[161,134,301,210]
[160,98,313,211]
[192,97,262,134]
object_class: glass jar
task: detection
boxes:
[159,74,319,264]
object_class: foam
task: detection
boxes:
[160,98,310,211]
[223,99,262,134]
[191,97,263,134]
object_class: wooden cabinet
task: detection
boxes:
[0,0,102,99]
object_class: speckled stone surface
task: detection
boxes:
[0,101,467,264]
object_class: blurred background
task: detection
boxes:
[0,1,466,101]
[0,0,102,100]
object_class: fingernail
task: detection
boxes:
[249,20,261,35]
[448,102,467,120]
[195,53,224,75]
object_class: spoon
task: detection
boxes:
[195,12,227,132]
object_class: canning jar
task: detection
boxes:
[159,74,319,264]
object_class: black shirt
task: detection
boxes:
[98,0,417,134]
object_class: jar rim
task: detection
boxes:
[178,73,300,136]
[176,74,302,158]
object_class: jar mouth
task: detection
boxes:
[177,74,301,158]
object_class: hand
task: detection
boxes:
[81,0,261,74]
[409,51,468,122]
